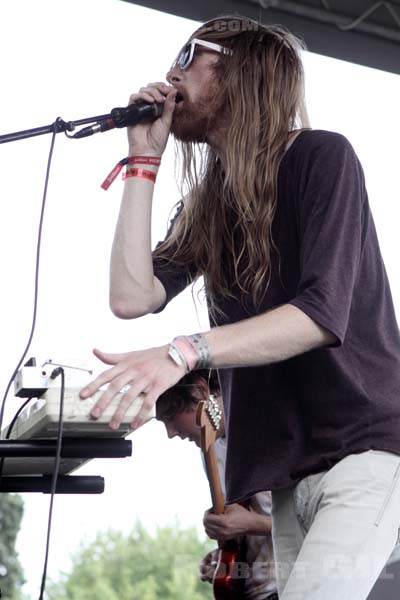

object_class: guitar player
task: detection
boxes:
[156,369,278,600]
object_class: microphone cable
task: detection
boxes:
[0,367,65,599]
[0,118,65,600]
[38,366,65,600]
[0,117,60,435]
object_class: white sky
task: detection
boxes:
[0,0,399,597]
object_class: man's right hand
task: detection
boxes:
[127,82,177,156]
[199,548,220,584]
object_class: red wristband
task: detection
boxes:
[122,167,157,183]
[128,155,161,166]
[101,160,126,190]
[101,156,161,190]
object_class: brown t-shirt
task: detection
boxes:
[153,130,400,503]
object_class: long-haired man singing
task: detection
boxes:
[81,15,400,599]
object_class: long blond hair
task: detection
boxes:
[155,15,310,314]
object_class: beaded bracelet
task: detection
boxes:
[186,333,212,369]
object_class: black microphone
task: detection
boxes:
[74,101,164,139]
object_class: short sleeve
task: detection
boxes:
[288,133,368,345]
[152,202,197,313]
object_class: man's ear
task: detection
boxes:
[190,376,210,402]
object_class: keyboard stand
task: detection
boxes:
[0,437,132,494]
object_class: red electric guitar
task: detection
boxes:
[197,396,246,600]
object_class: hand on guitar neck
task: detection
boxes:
[197,398,247,599]
[203,502,270,543]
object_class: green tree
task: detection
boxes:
[0,493,25,599]
[47,520,214,600]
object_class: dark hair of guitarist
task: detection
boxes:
[156,370,278,600]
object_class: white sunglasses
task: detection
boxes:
[172,38,232,71]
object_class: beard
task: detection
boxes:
[170,85,228,144]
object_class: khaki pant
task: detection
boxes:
[271,451,400,600]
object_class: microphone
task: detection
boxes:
[74,101,164,139]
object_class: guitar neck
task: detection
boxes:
[204,444,225,515]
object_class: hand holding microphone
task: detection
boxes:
[126,82,178,156]
[75,83,177,157]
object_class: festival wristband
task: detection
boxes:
[122,168,157,183]
[168,342,190,373]
[128,155,161,166]
[168,334,212,372]
[101,155,161,190]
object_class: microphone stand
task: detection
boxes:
[0,112,112,144]
[0,102,162,144]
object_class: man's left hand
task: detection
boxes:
[203,503,253,543]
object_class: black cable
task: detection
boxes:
[0,367,65,482]
[38,367,65,600]
[4,397,33,441]
[0,396,34,487]
[0,118,61,436]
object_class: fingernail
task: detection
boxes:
[80,387,89,397]
[110,419,119,430]
[91,408,100,419]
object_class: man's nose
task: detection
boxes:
[166,64,182,85]
[165,424,178,439]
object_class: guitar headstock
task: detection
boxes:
[196,395,223,453]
